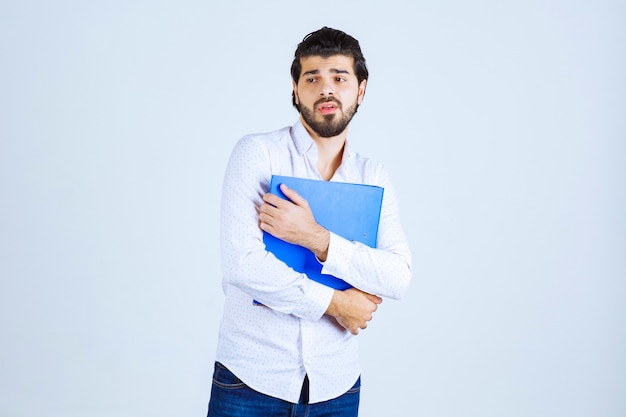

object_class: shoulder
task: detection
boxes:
[225,126,290,169]
[224,125,295,191]
[346,149,392,187]
[233,125,292,152]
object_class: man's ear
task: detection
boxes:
[292,80,299,105]
[357,79,367,105]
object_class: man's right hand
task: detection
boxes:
[325,288,383,335]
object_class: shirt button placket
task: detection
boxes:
[300,319,313,371]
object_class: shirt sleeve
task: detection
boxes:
[320,166,412,299]
[220,135,334,320]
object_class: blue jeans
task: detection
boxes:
[207,362,361,417]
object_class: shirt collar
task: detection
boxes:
[290,118,352,161]
[290,118,316,155]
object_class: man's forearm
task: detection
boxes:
[325,288,382,335]
[305,225,330,262]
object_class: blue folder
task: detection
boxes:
[263,175,384,290]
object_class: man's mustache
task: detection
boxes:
[314,97,342,108]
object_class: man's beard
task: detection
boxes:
[300,98,359,138]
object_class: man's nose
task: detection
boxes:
[319,79,334,97]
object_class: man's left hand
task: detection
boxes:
[259,183,330,261]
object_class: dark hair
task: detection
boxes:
[291,27,369,110]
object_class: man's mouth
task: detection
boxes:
[318,102,338,115]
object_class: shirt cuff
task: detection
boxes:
[320,231,355,278]
[294,278,335,321]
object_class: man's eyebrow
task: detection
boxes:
[301,68,352,77]
[302,69,320,77]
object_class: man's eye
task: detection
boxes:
[336,77,346,83]
[307,78,317,83]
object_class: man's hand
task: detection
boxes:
[326,288,383,335]
[259,183,330,261]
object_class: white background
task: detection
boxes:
[1,1,624,416]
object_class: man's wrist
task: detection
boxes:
[325,289,342,317]
[310,226,330,262]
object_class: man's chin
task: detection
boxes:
[316,125,348,138]
[301,106,355,138]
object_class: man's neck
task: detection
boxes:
[300,116,348,181]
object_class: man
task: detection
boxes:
[208,27,412,417]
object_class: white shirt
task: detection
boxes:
[215,119,412,404]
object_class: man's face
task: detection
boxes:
[293,54,367,138]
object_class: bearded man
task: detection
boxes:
[207,26,412,417]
